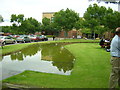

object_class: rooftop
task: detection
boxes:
[43,12,56,14]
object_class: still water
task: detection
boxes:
[1,43,75,80]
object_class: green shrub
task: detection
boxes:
[46,35,53,38]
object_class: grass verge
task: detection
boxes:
[55,38,100,43]
[1,43,35,56]
[1,39,99,56]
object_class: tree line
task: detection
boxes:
[1,3,120,38]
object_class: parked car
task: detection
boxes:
[44,36,48,41]
[13,35,20,38]
[28,35,40,42]
[0,36,16,45]
[39,35,48,41]
[16,36,31,43]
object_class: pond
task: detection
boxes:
[0,43,75,80]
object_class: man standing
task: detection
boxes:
[109,27,120,88]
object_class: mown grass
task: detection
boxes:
[1,39,99,56]
[1,43,35,56]
[57,38,100,43]
[2,42,111,88]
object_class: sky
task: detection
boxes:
[0,0,118,26]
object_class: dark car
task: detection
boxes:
[39,35,48,41]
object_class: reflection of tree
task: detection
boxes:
[11,52,23,60]
[52,62,74,73]
[41,43,74,72]
[17,52,24,60]
[9,43,74,73]
[10,44,41,61]
[21,44,40,57]
[11,53,17,60]
[0,56,3,61]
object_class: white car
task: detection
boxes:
[0,36,16,45]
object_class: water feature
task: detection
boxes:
[0,43,75,80]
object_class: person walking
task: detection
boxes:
[109,27,120,89]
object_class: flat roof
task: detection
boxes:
[43,12,56,14]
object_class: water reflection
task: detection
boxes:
[10,44,41,60]
[40,44,74,73]
[1,43,75,77]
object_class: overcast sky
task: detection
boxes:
[0,0,118,25]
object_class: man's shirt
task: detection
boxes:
[110,35,120,57]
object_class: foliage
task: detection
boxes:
[42,17,50,26]
[94,25,109,38]
[83,4,106,39]
[11,14,24,26]
[81,28,91,34]
[9,14,41,34]
[2,26,12,33]
[0,15,4,22]
[83,4,108,31]
[53,8,80,32]
[84,4,107,25]
[20,17,41,34]
[46,35,53,38]
[104,11,120,31]
[94,25,108,34]
[41,17,51,33]
[74,18,85,30]
[83,3,120,38]
[42,17,61,35]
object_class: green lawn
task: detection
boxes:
[1,43,35,56]
[1,39,99,56]
[58,38,100,43]
[2,42,111,88]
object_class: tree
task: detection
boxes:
[83,4,115,39]
[81,28,91,34]
[104,11,120,32]
[10,14,41,34]
[11,14,24,26]
[0,15,4,22]
[41,17,51,34]
[42,17,61,35]
[74,18,85,30]
[84,4,108,25]
[94,25,108,38]
[53,8,80,36]
[0,15,4,33]
[20,17,41,34]
[42,17,50,26]
[88,0,120,13]
[2,26,12,33]
[10,14,25,34]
